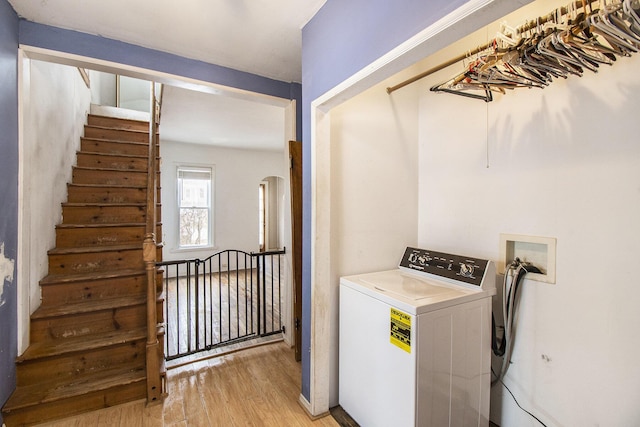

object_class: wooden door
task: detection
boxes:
[289,141,303,361]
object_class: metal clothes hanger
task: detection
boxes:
[622,0,640,35]
[428,0,640,102]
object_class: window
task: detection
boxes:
[177,166,212,248]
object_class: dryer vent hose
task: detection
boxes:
[492,258,541,385]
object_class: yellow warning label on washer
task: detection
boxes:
[390,308,411,353]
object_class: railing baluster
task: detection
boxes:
[175,264,180,354]
[263,254,267,334]
[218,254,222,345]
[186,262,191,353]
[208,258,213,348]
[250,255,254,335]
[278,254,282,330]
[235,251,239,339]
[196,260,201,351]
[228,251,231,341]
[244,253,249,336]
[270,254,274,332]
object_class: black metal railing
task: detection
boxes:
[157,248,285,361]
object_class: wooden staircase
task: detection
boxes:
[1,113,165,426]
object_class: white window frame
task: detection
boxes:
[176,164,214,250]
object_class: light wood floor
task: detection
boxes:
[35,341,339,427]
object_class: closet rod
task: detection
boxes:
[386,0,600,94]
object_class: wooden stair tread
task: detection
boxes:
[85,125,149,135]
[68,183,148,189]
[48,243,141,255]
[63,202,147,207]
[74,166,148,173]
[2,109,165,423]
[81,137,151,146]
[56,222,146,229]
[32,294,146,319]
[40,269,146,285]
[77,151,148,159]
[3,365,146,411]
[88,114,149,126]
[18,327,147,362]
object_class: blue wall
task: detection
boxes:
[0,0,18,423]
[299,0,467,401]
[20,21,301,107]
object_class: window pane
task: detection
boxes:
[179,207,209,246]
[177,166,212,248]
[179,178,209,208]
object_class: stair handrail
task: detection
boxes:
[144,81,164,404]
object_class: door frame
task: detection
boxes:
[289,140,303,361]
[16,45,298,357]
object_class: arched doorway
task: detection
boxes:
[259,176,285,252]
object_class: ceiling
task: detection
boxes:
[10,0,327,151]
[160,85,286,151]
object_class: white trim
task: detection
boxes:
[176,164,214,250]
[17,49,30,356]
[15,44,298,358]
[309,107,331,415]
[307,0,534,415]
[19,45,292,109]
[283,99,296,348]
[311,0,533,112]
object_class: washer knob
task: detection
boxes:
[459,263,474,277]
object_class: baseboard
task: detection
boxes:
[298,394,330,421]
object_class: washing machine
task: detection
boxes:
[339,247,496,427]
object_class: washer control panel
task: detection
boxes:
[399,247,489,287]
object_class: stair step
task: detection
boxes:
[2,365,146,425]
[55,223,161,247]
[48,243,141,255]
[30,295,164,343]
[19,327,147,362]
[72,166,150,186]
[76,151,149,171]
[47,244,145,275]
[40,269,161,306]
[81,137,153,156]
[16,328,148,386]
[88,114,150,132]
[66,183,160,204]
[62,203,162,224]
[32,294,147,320]
[40,268,147,285]
[47,244,162,275]
[84,125,150,144]
[1,109,166,425]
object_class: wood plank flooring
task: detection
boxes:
[33,341,339,427]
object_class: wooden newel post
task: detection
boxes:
[145,81,164,404]
[144,232,162,403]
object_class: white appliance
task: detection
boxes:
[339,247,496,427]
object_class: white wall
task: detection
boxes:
[88,70,116,107]
[416,47,640,427]
[19,59,91,351]
[160,140,286,259]
[327,70,420,406]
[263,175,284,250]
